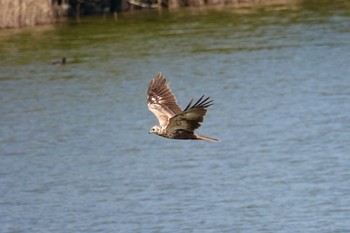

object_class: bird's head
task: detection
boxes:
[149,125,161,135]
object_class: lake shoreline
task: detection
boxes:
[166,0,300,10]
[1,0,301,29]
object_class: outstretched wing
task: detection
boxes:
[147,73,183,126]
[166,95,213,132]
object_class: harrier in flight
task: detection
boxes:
[147,73,219,142]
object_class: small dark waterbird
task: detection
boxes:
[52,57,66,66]
[147,73,219,142]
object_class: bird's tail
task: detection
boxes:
[195,134,220,142]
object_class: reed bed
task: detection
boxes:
[0,0,63,29]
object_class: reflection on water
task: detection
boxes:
[1,2,350,232]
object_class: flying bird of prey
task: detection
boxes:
[147,73,219,142]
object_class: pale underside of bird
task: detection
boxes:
[147,73,219,142]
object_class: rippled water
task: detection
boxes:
[1,2,350,232]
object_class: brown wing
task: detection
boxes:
[166,95,213,133]
[147,73,183,126]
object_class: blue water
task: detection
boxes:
[1,3,350,232]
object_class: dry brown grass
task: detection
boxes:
[0,0,64,29]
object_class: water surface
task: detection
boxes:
[1,2,350,232]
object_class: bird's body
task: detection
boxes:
[147,73,219,142]
[52,57,66,66]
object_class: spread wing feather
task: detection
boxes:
[183,95,213,111]
[147,73,183,126]
[167,95,213,133]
